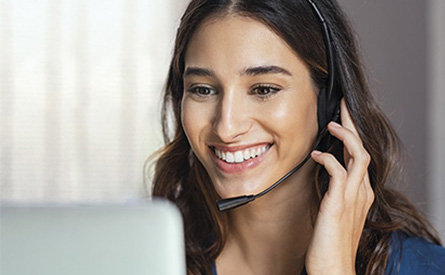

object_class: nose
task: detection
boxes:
[212,90,251,143]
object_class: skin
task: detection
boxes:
[181,15,374,275]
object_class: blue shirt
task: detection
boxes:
[386,232,445,274]
[211,232,445,274]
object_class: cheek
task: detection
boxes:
[181,99,209,153]
[181,100,197,146]
[268,94,317,124]
[262,93,318,145]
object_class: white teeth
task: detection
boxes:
[214,145,270,164]
[234,151,244,163]
[226,152,234,163]
[243,149,250,160]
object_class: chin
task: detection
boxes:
[212,176,272,199]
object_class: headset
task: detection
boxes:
[216,0,343,211]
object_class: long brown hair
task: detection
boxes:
[151,0,441,274]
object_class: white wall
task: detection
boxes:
[0,0,188,202]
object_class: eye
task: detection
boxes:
[251,84,281,98]
[186,85,216,97]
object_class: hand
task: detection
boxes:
[305,99,374,275]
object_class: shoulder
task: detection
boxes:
[386,231,445,275]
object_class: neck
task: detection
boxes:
[216,161,317,275]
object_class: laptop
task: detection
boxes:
[1,199,186,275]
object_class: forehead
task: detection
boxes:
[184,15,307,74]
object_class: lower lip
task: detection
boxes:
[212,145,272,174]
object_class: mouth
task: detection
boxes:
[210,143,272,164]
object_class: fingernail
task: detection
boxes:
[329,121,342,128]
[312,150,322,156]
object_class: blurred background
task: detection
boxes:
[1,0,444,240]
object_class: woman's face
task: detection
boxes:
[181,16,318,198]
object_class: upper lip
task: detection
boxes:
[209,143,272,152]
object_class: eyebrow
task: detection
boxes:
[184,67,216,77]
[241,65,292,76]
[184,65,292,78]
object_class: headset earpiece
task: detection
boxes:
[317,86,328,132]
[317,83,342,151]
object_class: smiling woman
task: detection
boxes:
[182,16,318,198]
[151,0,445,274]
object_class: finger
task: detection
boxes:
[311,150,347,200]
[362,175,375,210]
[339,99,358,165]
[340,100,373,204]
[357,175,372,214]
[354,176,374,249]
[328,122,371,191]
[340,98,360,138]
[328,121,370,169]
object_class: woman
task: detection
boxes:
[151,0,445,274]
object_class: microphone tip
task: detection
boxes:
[216,195,255,212]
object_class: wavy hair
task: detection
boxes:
[150,0,441,274]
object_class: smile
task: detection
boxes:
[212,144,272,164]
